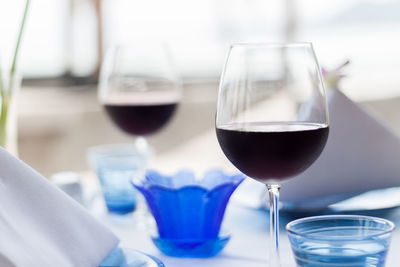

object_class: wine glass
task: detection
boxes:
[98,43,182,153]
[215,43,329,266]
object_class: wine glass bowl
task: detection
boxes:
[215,43,329,266]
[216,122,328,183]
[99,43,181,139]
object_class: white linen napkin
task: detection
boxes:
[0,147,119,267]
[280,89,400,207]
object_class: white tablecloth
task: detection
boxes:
[87,192,400,267]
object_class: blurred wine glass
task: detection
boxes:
[98,43,182,152]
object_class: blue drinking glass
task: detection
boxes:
[88,144,150,214]
[132,169,244,257]
[286,215,395,267]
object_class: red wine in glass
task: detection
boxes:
[216,122,329,182]
[104,102,177,136]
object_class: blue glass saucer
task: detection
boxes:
[151,232,231,258]
[100,247,164,267]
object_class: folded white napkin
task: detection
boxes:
[280,89,400,207]
[0,148,119,267]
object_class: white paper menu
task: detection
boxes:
[280,89,400,207]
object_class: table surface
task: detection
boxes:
[91,199,295,267]
[85,187,400,267]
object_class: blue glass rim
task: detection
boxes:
[88,143,140,154]
[100,247,165,267]
[87,144,149,167]
[131,169,244,191]
[286,215,395,241]
[132,181,244,193]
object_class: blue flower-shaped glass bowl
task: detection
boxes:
[132,169,244,257]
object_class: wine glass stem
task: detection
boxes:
[135,136,148,152]
[267,184,281,267]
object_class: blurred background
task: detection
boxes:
[1,0,400,177]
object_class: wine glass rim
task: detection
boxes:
[107,42,170,51]
[230,42,313,48]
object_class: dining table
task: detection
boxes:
[80,128,400,267]
[86,183,400,267]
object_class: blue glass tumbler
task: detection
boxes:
[88,144,149,214]
[287,215,395,267]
